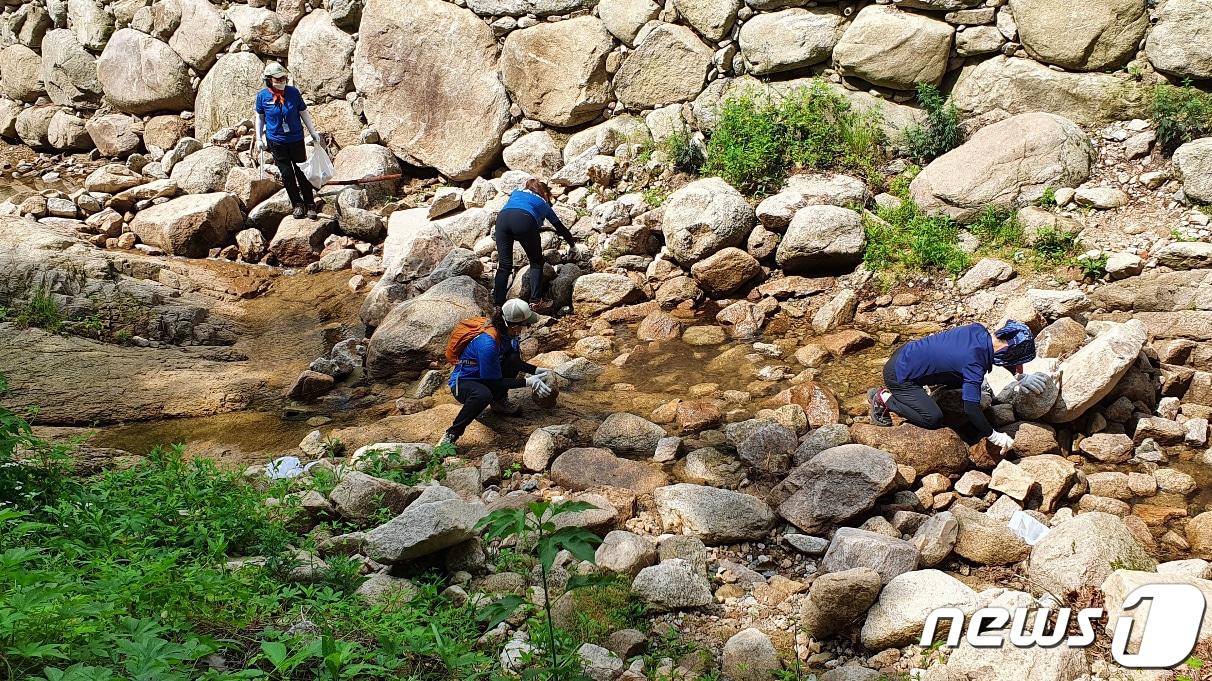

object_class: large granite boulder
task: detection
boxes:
[364,497,486,564]
[550,447,670,496]
[1047,319,1147,422]
[1009,0,1147,71]
[40,29,102,109]
[1,44,44,102]
[500,16,613,128]
[96,29,195,114]
[951,56,1147,127]
[288,9,354,101]
[129,193,242,258]
[775,205,864,273]
[738,8,844,76]
[1027,511,1156,596]
[654,484,775,544]
[354,0,510,180]
[365,276,493,378]
[162,0,234,71]
[1146,0,1212,80]
[774,444,899,534]
[833,5,953,90]
[910,112,1094,223]
[194,52,264,143]
[860,570,979,649]
[849,423,969,475]
[614,22,713,111]
[661,177,755,266]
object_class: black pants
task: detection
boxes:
[494,208,545,306]
[882,349,944,430]
[269,139,314,208]
[446,351,526,441]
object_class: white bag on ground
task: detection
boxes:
[297,142,334,190]
[1008,510,1050,545]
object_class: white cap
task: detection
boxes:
[502,299,539,325]
[263,62,288,79]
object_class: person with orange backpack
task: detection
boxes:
[438,299,553,449]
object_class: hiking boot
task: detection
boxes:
[306,204,319,219]
[867,387,892,427]
[490,397,520,416]
[292,204,305,219]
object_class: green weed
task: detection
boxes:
[1037,186,1058,208]
[1031,227,1081,265]
[567,576,647,647]
[664,128,705,175]
[477,499,608,680]
[11,288,63,334]
[0,377,494,680]
[968,206,1025,251]
[1075,252,1109,280]
[903,82,963,164]
[703,80,887,196]
[863,196,970,276]
[1154,80,1212,153]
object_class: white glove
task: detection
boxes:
[526,374,552,397]
[989,431,1014,450]
[534,368,554,381]
[1016,372,1049,395]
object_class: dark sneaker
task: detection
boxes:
[306,204,319,219]
[292,205,305,219]
[490,397,520,416]
[868,387,892,427]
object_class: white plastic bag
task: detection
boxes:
[1008,510,1050,546]
[297,142,334,190]
[265,456,322,480]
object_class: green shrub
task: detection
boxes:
[703,80,887,195]
[1031,227,1080,265]
[968,206,1024,250]
[663,128,705,175]
[864,196,970,276]
[903,83,963,164]
[1076,252,1109,280]
[1154,80,1212,153]
[11,288,63,334]
[0,412,494,680]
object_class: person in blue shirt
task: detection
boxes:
[867,320,1049,450]
[494,179,577,313]
[440,299,554,449]
[253,62,323,219]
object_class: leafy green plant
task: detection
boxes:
[321,436,346,459]
[477,500,607,680]
[502,462,523,480]
[863,196,970,276]
[968,206,1025,251]
[1031,227,1080,265]
[663,128,705,175]
[358,445,446,487]
[703,80,887,196]
[642,187,667,208]
[1075,252,1109,280]
[1037,186,1058,208]
[903,82,962,164]
[1154,80,1212,153]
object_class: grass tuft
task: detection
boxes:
[1154,80,1212,153]
[903,82,963,164]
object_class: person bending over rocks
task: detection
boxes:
[253,61,323,220]
[867,320,1049,450]
[493,179,577,314]
[439,299,554,450]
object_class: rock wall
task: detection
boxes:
[0,0,1203,174]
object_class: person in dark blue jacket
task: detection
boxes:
[439,299,554,449]
[867,320,1049,450]
[253,62,323,219]
[494,179,577,312]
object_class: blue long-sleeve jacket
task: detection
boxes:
[501,190,576,245]
[448,331,536,388]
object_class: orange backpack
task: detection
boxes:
[445,317,500,365]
